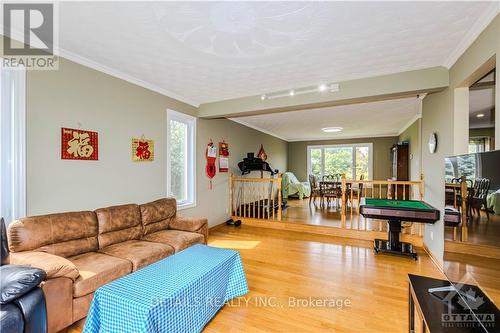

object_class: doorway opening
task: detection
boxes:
[468,69,496,153]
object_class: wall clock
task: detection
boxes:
[428,133,437,154]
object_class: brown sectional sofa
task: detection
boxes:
[7,198,208,333]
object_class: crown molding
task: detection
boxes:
[228,118,289,141]
[57,48,200,107]
[232,113,422,142]
[1,29,200,107]
[443,3,500,69]
[397,113,422,136]
[229,116,405,142]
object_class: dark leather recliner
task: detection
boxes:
[0,217,48,333]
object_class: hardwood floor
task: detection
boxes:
[444,251,500,306]
[282,198,382,230]
[445,210,500,247]
[69,225,442,333]
[282,198,421,235]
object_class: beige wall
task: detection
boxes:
[26,58,287,227]
[421,14,499,263]
[398,118,422,182]
[287,136,398,181]
[421,90,452,262]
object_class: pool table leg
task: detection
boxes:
[388,219,402,250]
[373,219,418,260]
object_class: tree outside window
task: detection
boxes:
[308,144,372,180]
[167,110,196,208]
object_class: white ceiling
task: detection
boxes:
[230,97,421,141]
[469,87,495,129]
[43,1,498,105]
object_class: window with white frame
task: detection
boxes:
[307,143,373,180]
[166,109,196,208]
[0,66,26,224]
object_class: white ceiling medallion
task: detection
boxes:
[155,2,324,59]
[261,83,339,100]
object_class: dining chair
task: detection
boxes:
[320,174,341,207]
[466,179,481,218]
[308,174,321,206]
[470,178,491,220]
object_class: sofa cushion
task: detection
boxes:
[8,211,98,258]
[68,252,132,298]
[9,251,80,281]
[140,198,176,236]
[142,230,204,253]
[99,240,174,271]
[95,204,143,248]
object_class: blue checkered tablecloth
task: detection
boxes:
[83,244,248,333]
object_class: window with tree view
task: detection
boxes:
[308,144,372,180]
[167,110,196,208]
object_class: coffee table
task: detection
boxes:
[83,244,248,333]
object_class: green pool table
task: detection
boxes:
[360,198,440,260]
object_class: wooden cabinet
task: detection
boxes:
[391,144,409,199]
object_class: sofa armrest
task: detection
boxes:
[170,216,208,243]
[0,265,46,304]
[9,251,79,282]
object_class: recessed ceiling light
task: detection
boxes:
[260,94,266,100]
[318,84,327,92]
[321,127,343,133]
[289,90,295,96]
[476,113,485,118]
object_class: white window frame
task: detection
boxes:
[166,109,196,210]
[0,66,26,224]
[307,143,373,180]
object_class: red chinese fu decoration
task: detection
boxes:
[218,141,229,173]
[61,127,98,160]
[205,140,217,189]
[132,137,154,162]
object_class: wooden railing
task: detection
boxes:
[341,174,425,210]
[340,174,425,235]
[229,173,282,222]
[445,176,468,241]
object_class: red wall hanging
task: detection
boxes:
[205,140,217,189]
[218,140,229,173]
[61,127,98,160]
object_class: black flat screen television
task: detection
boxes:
[444,150,500,332]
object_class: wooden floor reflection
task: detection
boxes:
[282,198,418,234]
[445,211,500,247]
[444,251,500,308]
